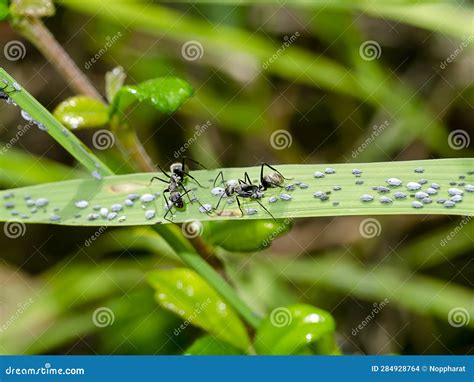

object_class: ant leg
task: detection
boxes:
[215,192,226,210]
[149,176,170,186]
[163,192,174,222]
[157,164,171,178]
[182,156,208,170]
[255,199,276,221]
[213,171,226,187]
[236,197,244,217]
[244,172,253,185]
[183,171,207,188]
[179,185,194,204]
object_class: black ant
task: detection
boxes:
[0,80,18,101]
[213,163,291,220]
[150,157,208,221]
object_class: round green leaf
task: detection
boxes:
[147,268,251,351]
[185,335,244,355]
[202,219,292,252]
[53,96,109,129]
[112,77,194,115]
[254,304,338,355]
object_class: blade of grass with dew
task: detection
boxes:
[0,68,113,178]
[0,159,472,226]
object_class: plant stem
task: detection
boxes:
[13,17,104,101]
[152,224,261,329]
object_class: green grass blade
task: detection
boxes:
[0,68,113,178]
[0,159,472,225]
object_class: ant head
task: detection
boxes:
[170,162,186,175]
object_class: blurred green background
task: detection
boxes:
[0,0,473,355]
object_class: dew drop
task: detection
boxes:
[324,167,336,174]
[352,169,362,175]
[268,196,278,203]
[411,201,423,209]
[140,193,155,203]
[35,198,49,207]
[386,178,402,186]
[106,212,118,220]
[199,204,213,213]
[393,192,407,199]
[246,208,258,215]
[111,204,123,212]
[379,196,393,204]
[444,200,456,208]
[360,194,374,202]
[145,210,156,220]
[448,188,463,196]
[414,167,424,173]
[450,195,463,203]
[211,187,225,196]
[87,213,99,221]
[50,214,61,222]
[465,185,474,192]
[279,193,292,201]
[127,193,140,201]
[415,191,429,200]
[406,182,421,191]
[124,199,134,207]
[313,171,325,178]
[75,200,89,209]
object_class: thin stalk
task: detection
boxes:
[12,17,103,101]
[152,224,261,329]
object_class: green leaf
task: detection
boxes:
[254,304,337,355]
[10,0,55,17]
[0,0,9,20]
[0,68,113,178]
[185,335,244,355]
[112,77,194,116]
[105,66,126,104]
[0,160,472,226]
[202,220,292,252]
[53,96,109,130]
[147,268,251,351]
